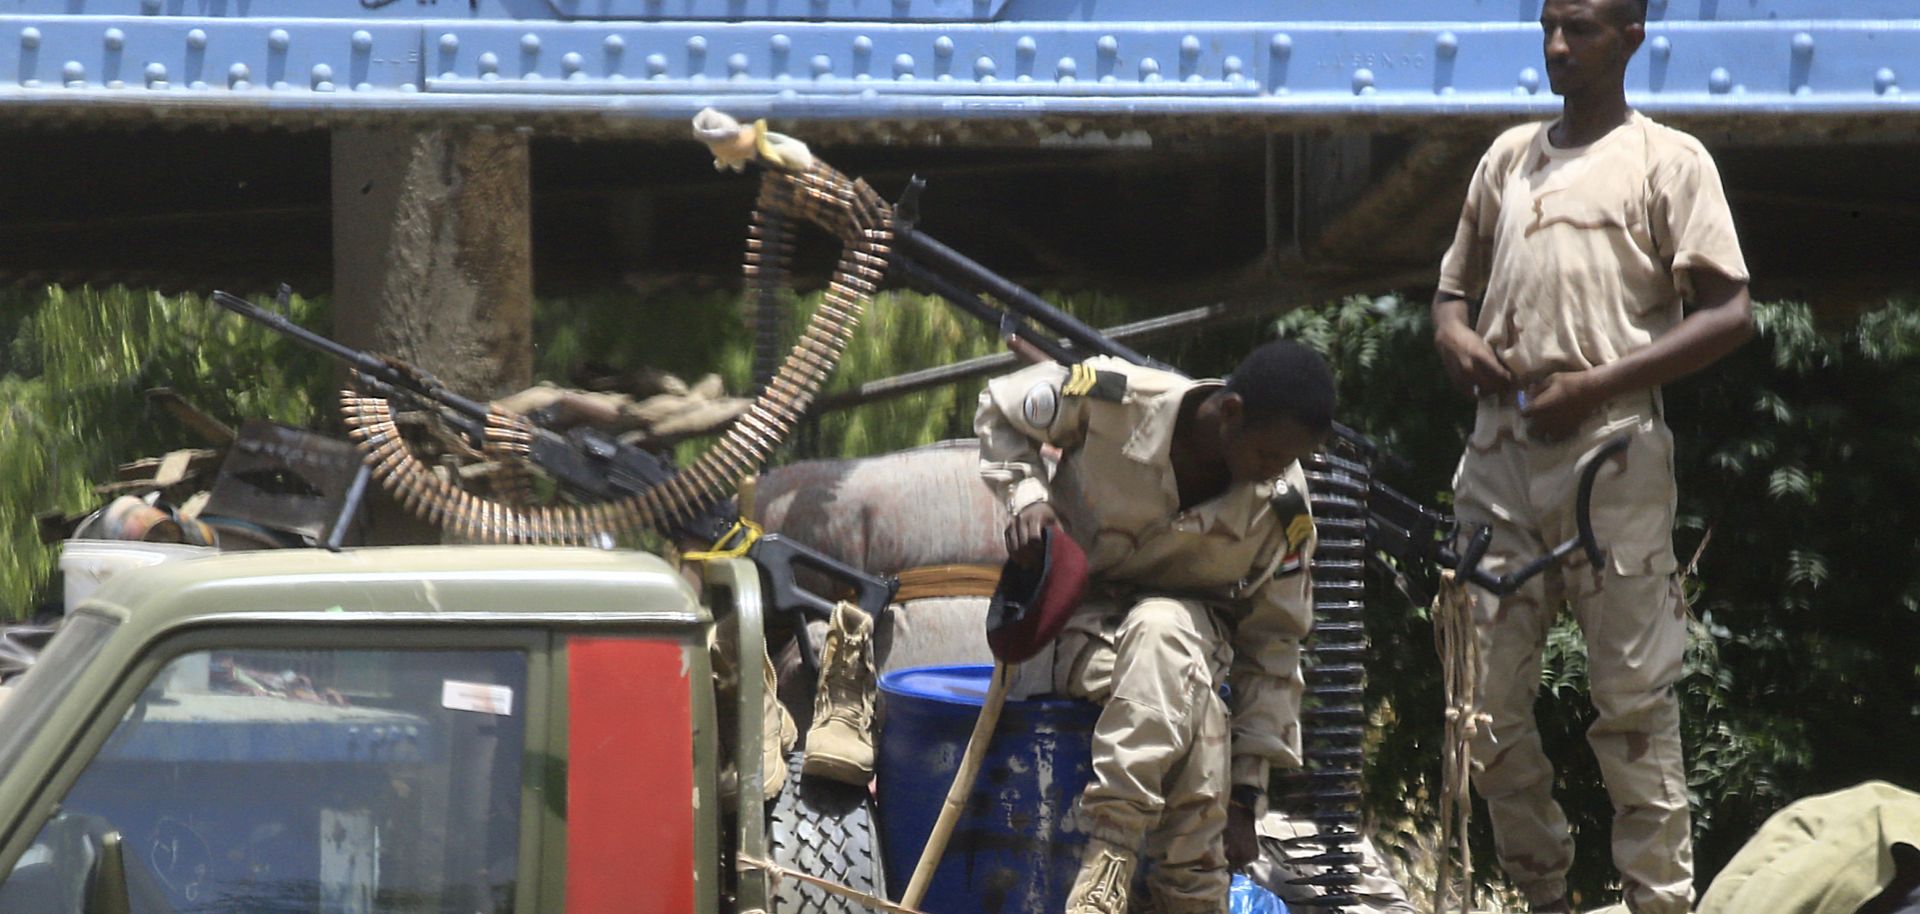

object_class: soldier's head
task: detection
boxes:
[1215,340,1335,483]
[1541,0,1646,98]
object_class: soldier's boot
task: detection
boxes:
[1064,837,1139,914]
[762,647,797,798]
[802,601,876,785]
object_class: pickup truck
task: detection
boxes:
[0,545,882,914]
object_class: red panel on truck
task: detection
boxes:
[567,637,695,914]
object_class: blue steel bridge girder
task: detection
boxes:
[1,3,1919,135]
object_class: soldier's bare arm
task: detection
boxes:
[1432,292,1517,398]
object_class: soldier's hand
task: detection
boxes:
[1226,803,1260,870]
[1005,502,1061,564]
[1521,370,1602,440]
[1434,321,1514,398]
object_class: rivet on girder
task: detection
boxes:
[63,60,84,86]
[1139,56,1160,82]
[1224,55,1243,79]
[1518,66,1541,94]
[646,53,668,78]
[440,33,459,54]
[1056,56,1076,81]
[562,52,584,77]
[812,54,833,77]
[1436,31,1459,57]
[728,53,749,78]
[20,27,41,50]
[1270,33,1292,58]
[228,61,250,88]
[1180,35,1201,57]
[771,33,792,53]
[269,29,290,52]
[479,51,501,79]
[1015,35,1036,82]
[352,30,373,53]
[104,28,125,51]
[894,53,915,79]
[973,55,994,80]
[145,62,166,87]
[312,63,334,91]
[1708,66,1731,94]
[1792,32,1814,57]
[604,34,625,55]
[1650,35,1671,59]
[521,33,541,55]
[186,29,207,50]
[1098,35,1118,57]
[934,36,954,58]
[1352,67,1374,95]
[854,35,873,54]
[1876,67,1899,96]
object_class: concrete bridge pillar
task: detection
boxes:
[330,126,534,398]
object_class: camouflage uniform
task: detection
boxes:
[976,357,1317,914]
[1437,112,1749,913]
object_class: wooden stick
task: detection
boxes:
[899,659,1012,909]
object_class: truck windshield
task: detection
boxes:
[0,613,117,775]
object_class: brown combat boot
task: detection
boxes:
[1064,837,1138,914]
[801,601,876,785]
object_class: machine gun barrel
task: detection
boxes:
[211,291,495,421]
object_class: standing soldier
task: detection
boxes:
[1432,0,1754,911]
[974,341,1336,914]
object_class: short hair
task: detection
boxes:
[1224,340,1336,433]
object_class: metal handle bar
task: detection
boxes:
[1449,434,1631,596]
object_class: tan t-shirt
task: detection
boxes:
[1437,112,1749,384]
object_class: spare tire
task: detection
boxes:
[767,752,887,914]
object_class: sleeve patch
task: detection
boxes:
[1022,382,1061,428]
[1063,363,1127,402]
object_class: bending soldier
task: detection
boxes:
[974,342,1336,914]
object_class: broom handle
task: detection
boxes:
[900,659,1012,908]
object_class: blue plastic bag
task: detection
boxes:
[1229,872,1289,914]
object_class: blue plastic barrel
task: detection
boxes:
[877,664,1101,914]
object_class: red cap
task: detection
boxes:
[986,526,1089,663]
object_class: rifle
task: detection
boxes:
[209,289,899,658]
[882,179,1621,604]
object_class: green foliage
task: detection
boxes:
[0,285,333,618]
[1277,294,1920,905]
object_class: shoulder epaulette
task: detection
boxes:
[1063,363,1127,403]
[1270,478,1315,575]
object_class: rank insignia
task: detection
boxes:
[1062,363,1127,402]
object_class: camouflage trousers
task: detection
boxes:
[1453,393,1693,914]
[1040,595,1236,914]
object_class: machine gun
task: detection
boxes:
[208,289,899,661]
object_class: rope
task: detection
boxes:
[682,517,765,562]
[736,854,930,914]
[1434,570,1490,914]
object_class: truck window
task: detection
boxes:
[0,646,528,914]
